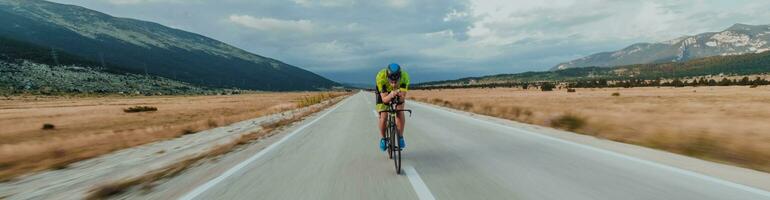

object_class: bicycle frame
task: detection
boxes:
[378,96,411,174]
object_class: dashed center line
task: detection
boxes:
[404,166,436,200]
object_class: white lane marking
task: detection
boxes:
[404,166,437,200]
[413,102,770,198]
[178,97,352,200]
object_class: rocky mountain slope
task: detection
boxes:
[419,50,770,87]
[0,0,339,91]
[553,23,770,70]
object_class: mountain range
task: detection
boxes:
[418,49,770,87]
[0,0,339,91]
[553,23,770,70]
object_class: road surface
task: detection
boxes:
[164,92,770,200]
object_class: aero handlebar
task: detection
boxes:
[378,96,412,116]
[378,109,412,116]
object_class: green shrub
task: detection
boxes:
[123,106,158,113]
[296,93,336,107]
[541,82,555,91]
[551,114,586,131]
[679,134,721,157]
[42,123,55,130]
[207,119,219,128]
[430,98,443,104]
[459,102,474,110]
[181,128,196,135]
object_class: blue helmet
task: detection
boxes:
[387,63,401,81]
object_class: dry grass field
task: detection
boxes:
[0,92,346,181]
[410,86,770,172]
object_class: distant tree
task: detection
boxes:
[738,76,750,85]
[598,79,608,88]
[718,78,733,86]
[671,79,685,87]
[651,78,661,86]
[708,79,718,86]
[693,79,700,86]
[753,77,769,86]
[698,77,709,86]
[541,82,555,91]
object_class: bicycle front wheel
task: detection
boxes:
[391,125,401,174]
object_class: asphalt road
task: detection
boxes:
[175,92,770,200]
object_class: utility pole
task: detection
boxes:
[672,66,676,79]
[99,53,106,68]
[50,48,60,66]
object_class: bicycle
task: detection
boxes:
[379,96,412,174]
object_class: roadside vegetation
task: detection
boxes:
[0,60,224,96]
[87,95,347,199]
[414,74,770,91]
[296,93,340,107]
[123,106,158,113]
[416,50,770,89]
[0,92,348,182]
[411,86,770,173]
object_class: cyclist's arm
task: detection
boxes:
[394,91,406,104]
[397,72,409,101]
[380,88,400,104]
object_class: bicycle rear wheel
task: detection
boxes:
[387,136,393,159]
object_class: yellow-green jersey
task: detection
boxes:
[375,68,410,111]
[375,68,410,93]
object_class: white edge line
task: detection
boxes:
[413,102,770,198]
[178,96,352,200]
[404,166,437,200]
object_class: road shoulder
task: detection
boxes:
[0,95,350,200]
[117,94,355,200]
[412,101,770,193]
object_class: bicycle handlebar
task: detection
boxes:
[377,92,413,116]
[378,109,413,117]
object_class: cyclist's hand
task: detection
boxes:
[389,90,400,97]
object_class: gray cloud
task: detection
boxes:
[48,0,770,84]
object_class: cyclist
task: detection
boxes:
[375,63,410,151]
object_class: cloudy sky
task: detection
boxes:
[48,0,770,84]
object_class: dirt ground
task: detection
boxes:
[410,86,770,172]
[0,92,344,181]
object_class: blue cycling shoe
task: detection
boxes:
[398,136,406,149]
[379,138,388,151]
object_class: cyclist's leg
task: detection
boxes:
[395,104,405,137]
[378,112,387,138]
[376,103,389,151]
[376,103,388,138]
